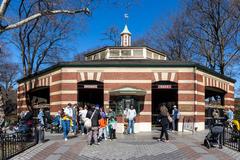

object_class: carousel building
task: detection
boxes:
[17,25,235,133]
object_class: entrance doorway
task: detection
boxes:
[152,81,178,128]
[77,81,103,107]
[205,87,226,128]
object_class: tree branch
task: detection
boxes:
[0,8,90,33]
[0,0,10,18]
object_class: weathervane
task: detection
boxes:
[124,13,129,25]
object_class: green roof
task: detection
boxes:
[17,59,236,83]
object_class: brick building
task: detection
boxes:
[17,25,235,133]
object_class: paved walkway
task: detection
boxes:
[11,130,240,160]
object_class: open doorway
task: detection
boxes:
[205,86,226,128]
[77,80,104,107]
[152,81,178,128]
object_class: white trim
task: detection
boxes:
[170,72,176,81]
[50,90,77,96]
[96,72,101,81]
[51,80,77,86]
[59,67,194,73]
[87,72,94,80]
[80,72,85,81]
[144,101,151,105]
[228,90,234,94]
[154,73,159,81]
[161,72,168,80]
[178,90,204,96]
[178,80,204,85]
[180,112,205,116]
[178,101,205,105]
[50,101,77,105]
[103,80,151,83]
[225,98,234,101]
[139,112,151,115]
[146,90,151,94]
[18,105,27,109]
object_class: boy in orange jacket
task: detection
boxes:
[98,116,107,141]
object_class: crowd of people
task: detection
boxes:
[51,103,137,145]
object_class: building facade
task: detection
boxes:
[17,25,235,133]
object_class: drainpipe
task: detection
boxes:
[194,67,197,132]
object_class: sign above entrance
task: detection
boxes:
[84,85,98,89]
[158,85,172,89]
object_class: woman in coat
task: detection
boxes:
[158,105,170,142]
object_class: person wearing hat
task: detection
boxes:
[171,105,179,131]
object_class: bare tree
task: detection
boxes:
[102,26,120,46]
[186,0,240,74]
[0,63,18,115]
[0,0,91,34]
[10,1,76,77]
[143,15,195,61]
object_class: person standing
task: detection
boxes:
[127,105,136,134]
[61,104,72,141]
[158,105,170,142]
[108,116,117,140]
[172,105,179,131]
[86,105,101,145]
[79,105,87,135]
[37,108,45,143]
[72,104,78,135]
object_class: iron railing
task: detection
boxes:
[223,125,240,152]
[0,130,37,160]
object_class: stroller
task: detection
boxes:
[50,115,62,133]
[204,123,223,149]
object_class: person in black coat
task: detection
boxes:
[86,105,101,145]
[158,105,169,142]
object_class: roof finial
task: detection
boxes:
[124,13,129,25]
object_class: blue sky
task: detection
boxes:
[67,0,182,58]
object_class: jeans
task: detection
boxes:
[160,124,169,140]
[62,120,70,139]
[72,120,77,134]
[128,119,135,134]
[80,123,85,134]
[99,127,107,139]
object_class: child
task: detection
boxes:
[98,115,107,141]
[108,117,117,140]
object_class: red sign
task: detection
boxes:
[158,85,172,89]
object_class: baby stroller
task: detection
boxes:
[50,115,62,133]
[204,123,223,149]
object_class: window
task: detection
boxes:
[133,49,143,57]
[99,51,107,59]
[121,50,131,57]
[109,96,144,116]
[110,49,120,57]
[147,50,152,58]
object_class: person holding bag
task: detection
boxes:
[158,105,170,143]
[86,105,101,145]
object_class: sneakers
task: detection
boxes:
[81,133,85,135]
[94,143,100,145]
[64,138,68,142]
